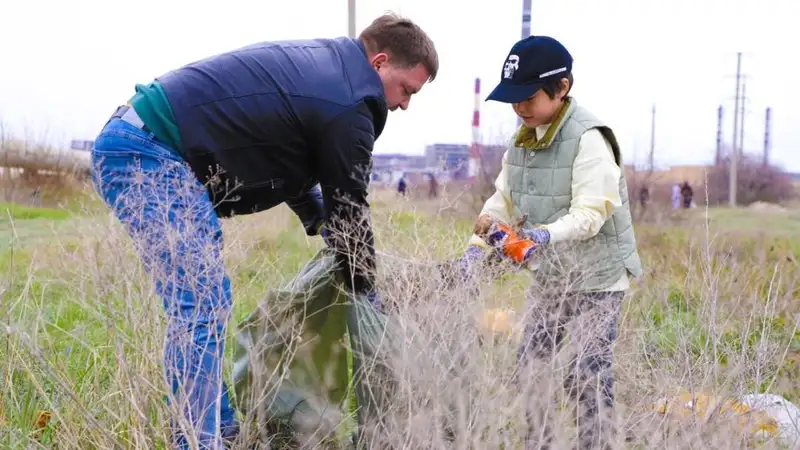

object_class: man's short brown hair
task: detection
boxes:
[358,12,438,82]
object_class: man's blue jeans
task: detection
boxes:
[91,118,237,449]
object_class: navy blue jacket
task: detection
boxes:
[157,37,387,293]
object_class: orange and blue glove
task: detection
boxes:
[486,222,550,265]
[435,245,486,288]
[520,228,551,245]
[456,245,486,277]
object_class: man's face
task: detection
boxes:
[371,53,430,111]
[512,78,569,128]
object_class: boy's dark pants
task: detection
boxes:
[517,289,624,450]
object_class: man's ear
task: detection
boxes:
[370,52,389,71]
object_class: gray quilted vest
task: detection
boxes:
[505,98,643,293]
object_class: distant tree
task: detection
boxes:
[706,154,797,206]
[465,128,513,216]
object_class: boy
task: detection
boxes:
[459,35,643,449]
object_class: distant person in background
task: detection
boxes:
[681,181,694,208]
[397,176,407,196]
[428,173,438,198]
[639,185,650,215]
[31,187,42,206]
[672,183,681,210]
[89,13,438,449]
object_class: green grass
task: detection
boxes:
[2,193,799,449]
[0,203,71,222]
[0,203,75,253]
[701,207,800,235]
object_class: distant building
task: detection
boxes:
[372,153,427,171]
[424,143,505,181]
[368,143,506,185]
[371,153,427,184]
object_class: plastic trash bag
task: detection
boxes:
[644,391,781,442]
[740,393,800,447]
[231,248,397,447]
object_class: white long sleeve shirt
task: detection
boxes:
[469,122,630,291]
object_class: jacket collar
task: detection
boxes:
[514,97,577,150]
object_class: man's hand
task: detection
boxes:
[287,184,326,237]
[311,100,380,296]
[319,225,334,248]
[365,290,382,311]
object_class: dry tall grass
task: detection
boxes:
[0,124,92,208]
[1,179,798,449]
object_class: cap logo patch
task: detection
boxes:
[503,55,520,79]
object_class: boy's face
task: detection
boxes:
[511,78,569,128]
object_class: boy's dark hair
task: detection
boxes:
[542,73,574,100]
[358,12,439,82]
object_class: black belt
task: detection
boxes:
[111,104,151,133]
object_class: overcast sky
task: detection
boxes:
[2,0,798,171]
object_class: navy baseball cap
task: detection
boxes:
[486,35,573,103]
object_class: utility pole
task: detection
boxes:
[347,0,356,38]
[739,78,746,159]
[729,52,742,207]
[521,0,532,39]
[469,78,483,183]
[648,104,656,172]
[763,107,772,167]
[518,0,532,128]
[715,105,724,165]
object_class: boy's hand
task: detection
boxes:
[473,214,495,237]
[520,227,551,245]
[437,245,485,289]
[486,221,549,265]
[457,245,486,276]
